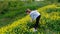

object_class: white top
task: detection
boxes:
[30,10,40,20]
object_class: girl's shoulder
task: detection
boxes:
[30,10,37,15]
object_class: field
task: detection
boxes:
[0,1,60,34]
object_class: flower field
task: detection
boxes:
[0,4,60,34]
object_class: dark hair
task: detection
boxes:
[26,10,28,13]
[26,9,31,13]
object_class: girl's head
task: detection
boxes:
[26,9,31,14]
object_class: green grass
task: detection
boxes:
[0,4,60,34]
[0,1,49,28]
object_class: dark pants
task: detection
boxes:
[34,15,41,29]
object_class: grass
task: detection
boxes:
[0,4,60,34]
[0,1,49,28]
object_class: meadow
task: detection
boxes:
[0,1,60,34]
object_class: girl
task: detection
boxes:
[26,9,41,32]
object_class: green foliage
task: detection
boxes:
[0,1,49,28]
[0,5,60,34]
[0,1,60,34]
